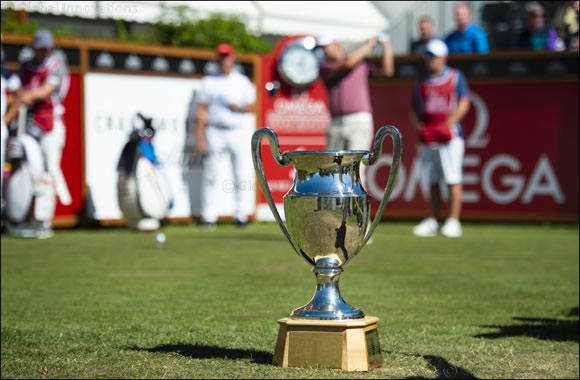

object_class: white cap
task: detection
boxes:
[316,33,339,47]
[425,39,448,57]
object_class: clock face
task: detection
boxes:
[277,42,319,88]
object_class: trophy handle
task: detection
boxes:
[361,125,403,246]
[251,127,299,253]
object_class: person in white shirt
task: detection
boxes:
[195,43,256,229]
[1,50,22,222]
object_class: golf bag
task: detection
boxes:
[117,113,173,231]
[3,105,55,237]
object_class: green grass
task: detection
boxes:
[1,222,578,379]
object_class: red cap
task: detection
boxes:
[216,43,234,55]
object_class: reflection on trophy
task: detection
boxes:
[251,125,402,371]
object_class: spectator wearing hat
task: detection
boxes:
[516,1,566,51]
[194,43,255,229]
[409,39,471,238]
[13,29,71,238]
[317,32,394,186]
[445,3,489,54]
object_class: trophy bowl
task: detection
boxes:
[251,126,402,320]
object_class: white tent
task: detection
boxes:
[2,1,393,44]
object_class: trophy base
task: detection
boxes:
[272,316,383,371]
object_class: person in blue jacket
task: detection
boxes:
[445,3,490,54]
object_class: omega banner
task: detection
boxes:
[55,73,83,222]
[367,81,579,222]
[256,75,578,222]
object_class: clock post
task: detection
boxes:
[257,34,331,214]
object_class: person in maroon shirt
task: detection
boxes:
[317,33,394,155]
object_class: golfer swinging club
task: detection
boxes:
[6,29,71,238]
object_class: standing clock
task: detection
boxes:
[276,38,319,89]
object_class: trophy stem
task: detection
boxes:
[291,257,365,320]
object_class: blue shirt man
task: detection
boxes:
[445,3,489,54]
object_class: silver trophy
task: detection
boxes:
[251,126,402,320]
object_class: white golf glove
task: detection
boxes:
[377,33,390,43]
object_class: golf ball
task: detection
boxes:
[156,233,166,244]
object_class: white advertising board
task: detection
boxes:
[84,72,256,221]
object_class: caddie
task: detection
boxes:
[409,39,471,238]
[15,29,71,237]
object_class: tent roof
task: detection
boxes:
[2,1,390,43]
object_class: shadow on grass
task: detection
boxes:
[396,353,478,379]
[128,343,273,365]
[474,308,579,342]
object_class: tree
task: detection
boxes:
[1,3,272,54]
[150,4,271,53]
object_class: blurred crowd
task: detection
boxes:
[1,1,578,239]
[410,1,579,54]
